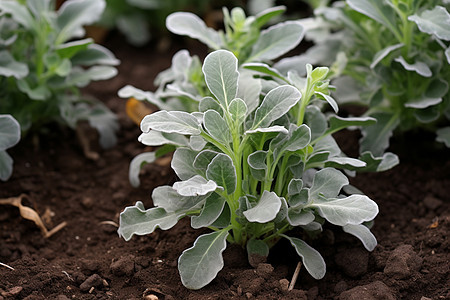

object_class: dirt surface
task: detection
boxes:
[1,34,449,300]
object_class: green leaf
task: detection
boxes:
[288,179,303,196]
[17,79,50,100]
[346,0,399,37]
[245,126,288,135]
[56,0,106,43]
[436,126,450,147]
[288,187,309,207]
[237,70,261,115]
[229,98,247,125]
[343,224,377,251]
[166,12,222,50]
[172,148,198,180]
[248,21,305,62]
[248,150,268,181]
[358,151,399,172]
[118,85,170,110]
[310,168,349,200]
[0,115,21,151]
[202,50,239,110]
[199,97,222,114]
[255,5,286,28]
[55,38,93,59]
[247,238,269,267]
[242,62,289,82]
[370,43,404,69]
[206,154,237,195]
[0,50,28,79]
[0,1,34,29]
[277,124,311,154]
[67,66,118,87]
[304,106,327,141]
[282,235,326,279]
[173,175,219,197]
[138,131,188,147]
[324,157,366,170]
[178,230,229,290]
[193,150,219,175]
[204,110,232,145]
[310,194,379,226]
[315,92,338,113]
[141,110,201,135]
[0,150,13,181]
[128,152,156,188]
[191,193,227,229]
[118,202,182,241]
[253,85,301,128]
[243,191,282,223]
[408,6,450,41]
[152,186,207,213]
[360,112,399,156]
[323,115,376,138]
[71,44,120,66]
[394,56,432,77]
[287,209,315,226]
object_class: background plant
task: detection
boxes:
[284,0,450,155]
[0,0,119,148]
[0,114,20,181]
[118,49,396,290]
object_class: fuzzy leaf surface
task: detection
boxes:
[140,110,201,135]
[343,224,377,251]
[206,154,236,195]
[243,191,281,223]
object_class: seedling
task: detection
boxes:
[119,50,389,289]
[0,0,119,148]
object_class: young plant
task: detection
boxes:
[119,6,305,186]
[0,114,20,181]
[0,0,119,148]
[285,0,450,155]
[119,50,390,290]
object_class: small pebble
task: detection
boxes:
[279,279,289,292]
[423,195,442,210]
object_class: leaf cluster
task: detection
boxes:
[118,49,393,289]
[291,0,450,154]
[0,0,119,148]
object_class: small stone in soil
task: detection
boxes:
[384,244,423,279]
[423,195,442,210]
[79,274,104,292]
[110,255,135,276]
[279,279,289,292]
[256,263,274,279]
[334,281,348,294]
[339,281,395,300]
[335,248,369,278]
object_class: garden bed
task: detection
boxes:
[0,35,449,300]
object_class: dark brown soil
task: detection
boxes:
[1,35,449,300]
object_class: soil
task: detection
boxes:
[1,34,449,300]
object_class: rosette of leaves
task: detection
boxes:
[281,0,450,155]
[0,114,20,181]
[118,50,394,290]
[119,5,306,186]
[0,0,119,148]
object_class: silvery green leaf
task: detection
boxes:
[310,195,379,226]
[301,221,322,232]
[0,114,21,151]
[288,188,309,207]
[360,112,399,156]
[0,1,34,29]
[0,50,28,79]
[274,197,288,223]
[408,6,450,41]
[138,130,188,147]
[242,62,289,83]
[288,179,303,196]
[325,157,366,170]
[370,43,404,69]
[71,44,120,66]
[56,0,105,43]
[331,76,365,104]
[414,105,440,123]
[67,66,118,87]
[172,148,198,180]
[245,126,288,135]
[248,21,305,62]
[191,193,227,229]
[358,151,399,172]
[237,70,261,115]
[211,203,231,228]
[54,38,92,59]
[248,150,268,181]
[436,127,450,147]
[394,56,432,77]
[324,115,376,138]
[189,135,207,151]
[346,0,399,37]
[287,208,315,226]
[406,79,449,108]
[304,106,327,141]
[178,230,229,290]
[128,152,156,188]
[252,85,301,128]
[446,47,450,64]
[116,13,150,47]
[282,235,326,279]
[315,92,338,114]
[306,151,330,168]
[404,97,442,109]
[118,202,181,241]
[254,5,286,27]
[247,238,269,268]
[229,98,247,125]
[204,110,232,145]
[166,12,221,50]
[310,168,349,200]
[203,50,239,110]
[199,97,222,114]
[152,185,207,212]
[118,85,169,110]
[0,150,13,181]
[278,124,311,153]
[173,175,219,197]
[194,150,219,174]
[243,191,282,223]
[206,154,237,195]
[140,110,201,135]
[343,224,377,251]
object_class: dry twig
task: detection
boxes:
[288,261,302,291]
